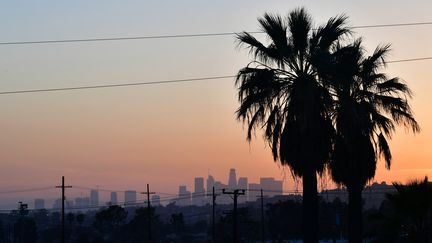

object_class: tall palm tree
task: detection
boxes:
[235,8,349,243]
[328,40,420,243]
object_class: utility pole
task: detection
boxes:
[140,184,155,243]
[260,189,265,243]
[55,176,72,243]
[222,189,245,243]
[207,186,219,243]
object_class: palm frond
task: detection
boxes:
[376,78,413,97]
[311,14,351,51]
[236,32,284,66]
[287,7,312,55]
[247,105,265,141]
[361,44,391,75]
[377,133,392,169]
[389,107,421,133]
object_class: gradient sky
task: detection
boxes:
[0,1,431,208]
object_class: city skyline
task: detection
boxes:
[0,1,431,214]
[0,168,287,210]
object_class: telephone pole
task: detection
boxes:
[222,189,245,243]
[207,186,219,243]
[260,189,265,243]
[140,184,155,243]
[55,176,72,243]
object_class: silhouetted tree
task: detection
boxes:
[13,217,38,243]
[170,213,185,233]
[94,205,127,228]
[127,207,162,243]
[76,213,85,226]
[388,177,432,242]
[327,40,420,242]
[236,8,349,242]
[66,212,75,225]
[94,205,127,242]
[0,220,4,243]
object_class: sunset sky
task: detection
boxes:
[0,1,431,208]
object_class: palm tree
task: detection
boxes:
[365,177,432,242]
[235,8,349,242]
[328,40,420,243]
[387,177,432,242]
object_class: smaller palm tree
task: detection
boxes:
[328,40,420,243]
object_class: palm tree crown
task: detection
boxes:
[236,8,349,175]
[329,40,420,187]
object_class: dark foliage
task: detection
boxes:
[236,8,350,243]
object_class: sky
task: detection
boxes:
[0,1,431,208]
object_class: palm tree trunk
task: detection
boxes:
[302,170,319,243]
[348,183,363,243]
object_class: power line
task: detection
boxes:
[0,186,55,194]
[0,55,430,96]
[0,75,236,95]
[351,21,432,29]
[0,21,431,46]
[387,57,432,63]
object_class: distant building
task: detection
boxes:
[53,199,62,209]
[214,181,230,204]
[320,181,396,209]
[238,177,248,204]
[110,192,118,205]
[260,177,283,197]
[34,199,45,210]
[206,175,215,193]
[194,177,205,193]
[178,186,191,206]
[151,195,161,206]
[66,200,74,209]
[124,190,137,206]
[363,182,396,209]
[248,183,261,202]
[228,168,237,189]
[192,177,206,206]
[75,197,90,208]
[238,177,248,190]
[90,189,99,206]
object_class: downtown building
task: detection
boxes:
[192,177,206,206]
[124,190,137,206]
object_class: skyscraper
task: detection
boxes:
[206,175,215,193]
[75,197,90,208]
[194,177,205,193]
[238,177,248,204]
[178,185,191,206]
[192,177,205,206]
[124,190,137,206]
[110,192,118,205]
[228,168,237,189]
[214,181,230,204]
[90,189,99,206]
[260,177,283,197]
[34,199,45,210]
[248,183,261,202]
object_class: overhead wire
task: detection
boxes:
[0,21,431,45]
[0,55,430,96]
[0,186,55,194]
